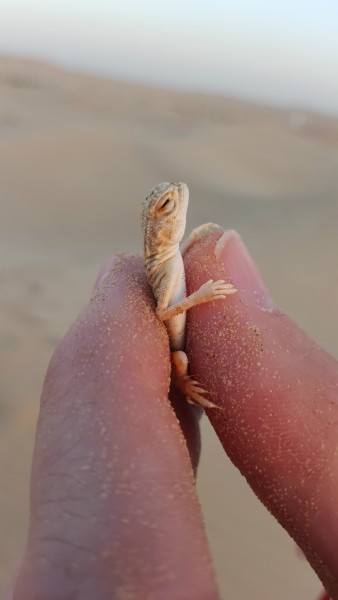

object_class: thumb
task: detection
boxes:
[184,229,338,599]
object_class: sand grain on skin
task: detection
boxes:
[184,232,338,598]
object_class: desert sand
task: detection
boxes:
[1,54,338,598]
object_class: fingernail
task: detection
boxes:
[215,230,275,310]
[92,256,119,293]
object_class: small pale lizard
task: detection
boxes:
[142,182,236,408]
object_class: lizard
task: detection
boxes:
[142,181,237,409]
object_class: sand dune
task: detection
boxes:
[1,54,338,598]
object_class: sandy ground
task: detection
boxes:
[1,54,338,598]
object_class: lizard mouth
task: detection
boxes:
[177,182,189,208]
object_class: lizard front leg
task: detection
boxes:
[156,279,236,321]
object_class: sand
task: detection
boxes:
[1,54,338,598]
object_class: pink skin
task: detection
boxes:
[318,592,331,600]
[185,230,338,600]
[8,231,338,599]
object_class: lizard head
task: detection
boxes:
[142,182,189,254]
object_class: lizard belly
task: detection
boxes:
[167,312,186,351]
[166,267,186,351]
[150,252,186,351]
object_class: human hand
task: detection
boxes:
[8,230,338,599]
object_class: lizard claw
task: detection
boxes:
[182,376,219,409]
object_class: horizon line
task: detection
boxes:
[1,50,338,122]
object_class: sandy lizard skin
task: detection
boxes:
[142,182,236,408]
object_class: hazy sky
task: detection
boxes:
[1,0,338,115]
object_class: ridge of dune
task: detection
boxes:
[1,53,338,252]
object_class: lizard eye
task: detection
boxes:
[158,195,174,213]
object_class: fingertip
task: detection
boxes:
[215,229,276,311]
[91,255,120,293]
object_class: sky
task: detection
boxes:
[1,0,338,116]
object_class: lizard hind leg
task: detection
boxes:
[171,350,217,409]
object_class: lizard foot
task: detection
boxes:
[171,350,219,409]
[183,377,218,409]
[194,279,237,303]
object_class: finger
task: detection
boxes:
[12,255,218,600]
[91,255,118,292]
[93,256,202,472]
[184,229,338,599]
